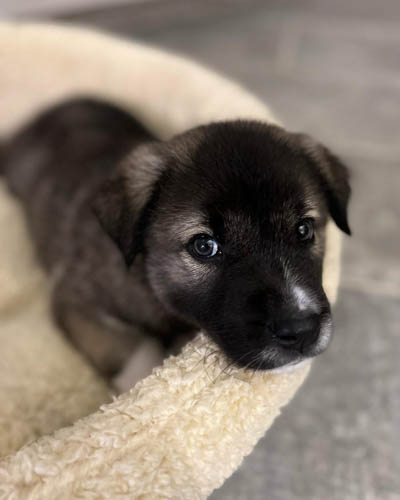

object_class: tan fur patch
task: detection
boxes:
[173,215,211,244]
[123,143,165,212]
[305,208,320,219]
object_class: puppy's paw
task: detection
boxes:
[112,338,165,393]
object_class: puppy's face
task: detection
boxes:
[95,122,351,370]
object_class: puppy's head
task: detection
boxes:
[94,121,351,370]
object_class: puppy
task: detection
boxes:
[1,97,351,378]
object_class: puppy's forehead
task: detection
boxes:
[180,121,319,204]
[166,121,325,235]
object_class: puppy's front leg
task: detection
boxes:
[52,284,146,378]
[113,338,165,393]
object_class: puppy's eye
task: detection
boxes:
[188,234,221,260]
[296,219,314,242]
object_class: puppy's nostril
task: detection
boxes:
[275,332,300,346]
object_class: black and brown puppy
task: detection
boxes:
[1,98,351,377]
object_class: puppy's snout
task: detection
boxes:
[273,313,319,351]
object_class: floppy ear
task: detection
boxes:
[92,143,165,266]
[297,134,352,235]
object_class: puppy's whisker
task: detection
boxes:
[250,353,265,380]
[202,348,221,367]
[212,349,258,385]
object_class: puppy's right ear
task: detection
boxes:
[92,143,165,266]
[296,134,352,235]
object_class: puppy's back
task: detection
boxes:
[2,98,152,199]
[1,97,154,271]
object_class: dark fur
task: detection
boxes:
[1,98,351,375]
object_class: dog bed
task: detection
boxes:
[0,22,342,499]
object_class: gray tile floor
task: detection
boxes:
[12,1,400,498]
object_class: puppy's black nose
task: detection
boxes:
[273,314,319,351]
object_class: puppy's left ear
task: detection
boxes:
[92,143,165,266]
[297,134,352,235]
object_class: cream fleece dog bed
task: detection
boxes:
[0,22,342,499]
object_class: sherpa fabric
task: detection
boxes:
[0,22,342,499]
